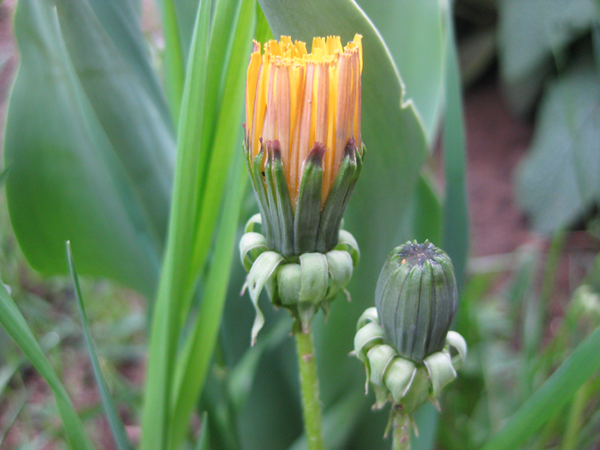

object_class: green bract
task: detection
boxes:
[245,141,365,257]
[353,307,467,414]
[375,240,458,363]
[240,214,359,342]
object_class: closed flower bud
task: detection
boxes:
[375,240,458,363]
[245,35,364,257]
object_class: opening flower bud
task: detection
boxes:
[245,35,364,257]
[375,240,458,363]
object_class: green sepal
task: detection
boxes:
[244,213,262,233]
[354,322,385,362]
[423,350,456,398]
[398,366,430,414]
[367,344,397,387]
[317,141,358,252]
[276,262,302,306]
[239,231,268,271]
[446,331,467,371]
[335,229,360,267]
[384,357,417,404]
[294,144,325,254]
[324,250,353,298]
[263,150,281,251]
[246,250,284,345]
[297,301,316,334]
[249,149,272,242]
[299,253,329,304]
[373,384,391,410]
[357,306,379,330]
[270,144,294,256]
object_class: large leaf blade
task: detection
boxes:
[55,0,175,253]
[5,0,160,297]
[357,0,447,144]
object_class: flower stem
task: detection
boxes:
[295,330,325,450]
[393,412,411,450]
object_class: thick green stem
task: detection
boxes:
[393,412,411,450]
[295,330,324,450]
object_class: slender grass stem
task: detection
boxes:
[295,330,324,450]
[392,412,411,450]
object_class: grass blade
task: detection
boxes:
[140,0,213,447]
[0,282,94,450]
[196,412,211,450]
[168,157,248,448]
[66,241,133,450]
[482,324,600,450]
[157,0,185,124]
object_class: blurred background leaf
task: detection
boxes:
[4,0,175,298]
[515,56,600,234]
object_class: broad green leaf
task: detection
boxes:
[0,282,94,450]
[516,57,600,233]
[498,0,599,114]
[441,9,469,293]
[55,0,175,251]
[410,173,442,246]
[357,0,447,144]
[5,0,160,297]
[86,0,173,126]
[482,324,600,450]
[67,242,133,450]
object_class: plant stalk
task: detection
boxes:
[393,412,411,450]
[295,330,324,450]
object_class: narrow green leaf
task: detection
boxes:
[441,10,469,294]
[157,0,186,124]
[168,157,248,449]
[0,283,94,450]
[0,394,28,447]
[67,241,133,450]
[140,0,213,446]
[482,325,600,450]
[189,0,257,318]
[196,412,211,450]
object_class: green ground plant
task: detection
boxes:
[0,0,599,449]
